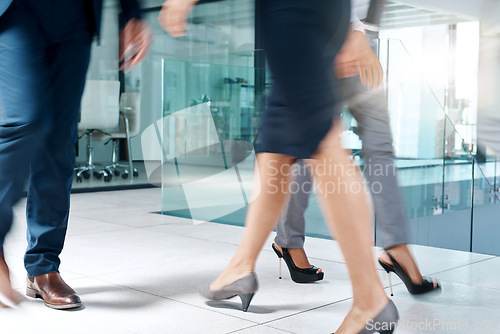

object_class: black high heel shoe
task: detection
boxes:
[272,243,324,283]
[378,251,440,296]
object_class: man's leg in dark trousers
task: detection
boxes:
[24,39,91,277]
[0,2,52,251]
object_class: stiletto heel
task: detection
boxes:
[378,261,394,296]
[378,251,441,295]
[271,243,324,283]
[273,246,283,279]
[199,273,259,312]
[386,272,394,297]
[279,258,282,279]
[239,293,254,312]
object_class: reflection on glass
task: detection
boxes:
[141,52,264,225]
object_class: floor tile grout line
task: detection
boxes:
[426,256,499,277]
[434,277,500,292]
[261,324,296,334]
[256,273,458,328]
[145,228,349,266]
[136,216,500,259]
[257,296,355,328]
[226,323,295,334]
[69,216,194,230]
[4,225,146,248]
[129,224,352,265]
[131,220,500,268]
[225,324,262,334]
[87,275,263,325]
[63,264,160,280]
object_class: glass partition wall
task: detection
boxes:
[74,0,257,190]
[377,28,500,254]
[147,54,264,224]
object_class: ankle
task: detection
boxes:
[272,243,283,254]
[227,258,254,276]
[386,244,409,255]
[353,293,389,313]
[384,245,424,284]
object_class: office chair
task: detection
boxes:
[75,80,120,183]
[101,92,141,179]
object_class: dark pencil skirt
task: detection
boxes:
[256,0,351,159]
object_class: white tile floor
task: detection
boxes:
[1,189,499,334]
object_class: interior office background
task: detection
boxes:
[77,0,500,256]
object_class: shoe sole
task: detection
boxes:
[291,271,324,283]
[26,286,82,310]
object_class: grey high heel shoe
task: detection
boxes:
[359,300,399,334]
[334,300,399,334]
[198,273,259,312]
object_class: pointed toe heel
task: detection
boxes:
[359,300,399,334]
[333,300,399,334]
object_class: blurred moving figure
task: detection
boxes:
[478,0,500,156]
[159,0,399,332]
[0,0,151,309]
[274,0,441,297]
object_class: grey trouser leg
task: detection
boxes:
[343,76,409,249]
[274,161,312,249]
[275,76,409,250]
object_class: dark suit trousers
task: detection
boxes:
[0,1,91,277]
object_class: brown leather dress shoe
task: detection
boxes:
[26,272,82,310]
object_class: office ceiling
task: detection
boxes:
[136,0,477,30]
[381,1,476,29]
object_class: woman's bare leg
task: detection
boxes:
[308,120,388,333]
[210,153,295,290]
[0,252,19,308]
[209,121,389,332]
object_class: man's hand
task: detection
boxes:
[158,0,198,37]
[335,30,383,90]
[119,19,153,73]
